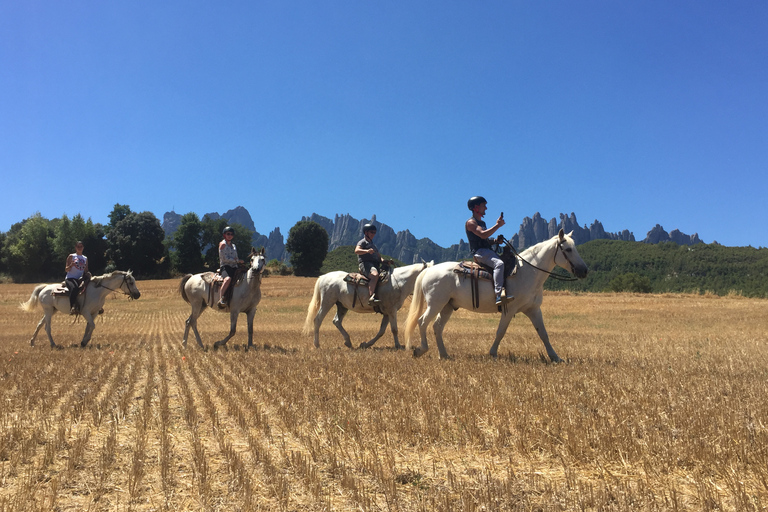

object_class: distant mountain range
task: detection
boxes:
[161,207,703,264]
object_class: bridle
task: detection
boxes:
[498,236,579,282]
[95,272,137,296]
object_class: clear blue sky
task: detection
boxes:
[2,1,767,247]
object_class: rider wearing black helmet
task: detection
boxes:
[465,196,506,305]
[355,223,384,304]
[218,226,243,308]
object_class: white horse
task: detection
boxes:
[405,229,588,361]
[21,271,141,348]
[179,247,266,349]
[303,261,434,349]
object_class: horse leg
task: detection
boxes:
[389,314,402,350]
[331,305,353,348]
[245,309,257,348]
[359,315,389,349]
[29,315,47,347]
[80,312,96,348]
[523,307,561,363]
[432,304,455,359]
[311,300,335,349]
[412,302,445,358]
[489,312,515,358]
[184,301,205,348]
[214,311,238,348]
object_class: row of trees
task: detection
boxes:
[1,206,331,283]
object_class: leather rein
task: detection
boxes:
[497,236,579,282]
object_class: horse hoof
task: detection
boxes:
[412,348,426,358]
[344,341,353,349]
[358,342,369,350]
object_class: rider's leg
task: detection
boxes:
[367,267,380,303]
[219,276,231,307]
[475,249,504,304]
[66,278,79,314]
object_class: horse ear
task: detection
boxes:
[558,228,565,241]
[260,247,265,256]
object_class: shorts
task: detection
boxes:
[359,261,380,277]
[221,265,238,279]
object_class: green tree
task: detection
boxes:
[285,221,329,277]
[607,272,652,293]
[1,213,56,282]
[107,203,132,231]
[107,211,169,278]
[171,212,205,273]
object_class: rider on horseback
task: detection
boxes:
[355,223,384,305]
[465,196,506,306]
[65,241,89,315]
[218,226,243,308]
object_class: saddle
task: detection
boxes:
[453,246,518,310]
[52,273,92,297]
[204,266,248,309]
[343,268,390,310]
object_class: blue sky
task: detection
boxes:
[2,1,766,248]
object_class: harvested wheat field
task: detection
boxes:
[1,275,767,511]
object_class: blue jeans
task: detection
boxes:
[474,248,504,296]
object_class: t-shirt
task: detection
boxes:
[356,238,380,264]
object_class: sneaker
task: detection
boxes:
[217,300,227,309]
[368,295,381,305]
[69,306,78,315]
[495,294,503,306]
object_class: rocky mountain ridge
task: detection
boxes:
[162,207,703,264]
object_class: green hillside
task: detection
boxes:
[544,240,768,297]
[320,245,404,274]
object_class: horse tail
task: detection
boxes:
[20,285,46,312]
[405,270,428,350]
[302,278,323,336]
[179,274,193,304]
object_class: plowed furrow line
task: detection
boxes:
[224,356,398,511]
[184,354,300,510]
[0,356,117,508]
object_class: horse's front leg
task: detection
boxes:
[245,309,257,348]
[214,311,238,349]
[523,307,561,363]
[331,306,353,348]
[488,311,515,358]
[359,315,389,349]
[80,313,96,348]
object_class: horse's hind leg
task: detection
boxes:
[183,301,205,348]
[29,316,46,347]
[332,305,353,348]
[432,304,455,359]
[413,302,445,358]
[359,315,389,349]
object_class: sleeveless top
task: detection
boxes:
[219,242,239,267]
[66,254,88,279]
[466,218,491,254]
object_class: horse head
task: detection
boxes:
[249,247,266,274]
[119,271,142,299]
[555,229,589,279]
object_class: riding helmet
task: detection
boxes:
[223,226,235,235]
[363,223,377,234]
[467,196,487,210]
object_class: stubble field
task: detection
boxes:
[0,275,767,511]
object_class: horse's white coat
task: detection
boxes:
[405,230,588,360]
[303,261,433,349]
[179,248,266,348]
[21,271,141,348]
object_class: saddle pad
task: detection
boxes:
[454,262,493,282]
[52,286,69,297]
[200,272,221,285]
[344,273,369,286]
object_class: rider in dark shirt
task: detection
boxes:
[465,196,506,305]
[355,223,384,304]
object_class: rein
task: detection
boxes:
[94,273,135,295]
[498,236,579,282]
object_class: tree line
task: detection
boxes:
[543,239,768,297]
[0,206,333,283]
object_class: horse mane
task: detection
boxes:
[519,233,568,260]
[91,270,131,286]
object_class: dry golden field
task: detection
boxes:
[1,275,767,511]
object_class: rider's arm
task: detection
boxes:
[354,243,374,256]
[65,254,73,272]
[466,216,505,239]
